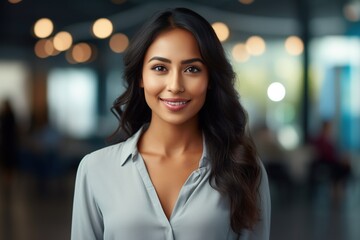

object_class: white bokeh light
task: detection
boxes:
[277,126,300,150]
[267,82,286,102]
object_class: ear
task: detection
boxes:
[139,78,144,88]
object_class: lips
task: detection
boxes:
[159,98,190,111]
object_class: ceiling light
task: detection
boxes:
[33,18,54,38]
[285,36,304,56]
[246,36,266,56]
[109,33,129,53]
[92,18,113,39]
[53,31,73,51]
[212,22,230,42]
[239,0,254,5]
[232,43,250,62]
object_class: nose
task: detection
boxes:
[167,71,185,93]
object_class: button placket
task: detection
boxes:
[133,154,174,237]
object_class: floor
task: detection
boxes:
[270,179,360,240]
[1,168,360,240]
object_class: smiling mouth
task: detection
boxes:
[159,98,191,110]
[162,100,188,105]
[160,98,190,103]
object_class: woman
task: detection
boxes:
[71,7,270,240]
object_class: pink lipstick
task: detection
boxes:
[160,98,190,111]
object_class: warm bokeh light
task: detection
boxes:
[65,50,76,64]
[33,18,54,38]
[34,38,60,58]
[71,43,92,63]
[212,22,230,42]
[343,2,360,22]
[44,38,60,56]
[267,82,286,102]
[53,31,73,51]
[8,0,22,4]
[232,43,250,62]
[246,36,266,56]
[92,18,113,39]
[109,33,129,53]
[34,39,49,58]
[239,0,254,5]
[285,36,304,56]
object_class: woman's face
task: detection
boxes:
[141,28,209,127]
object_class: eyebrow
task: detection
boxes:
[148,56,204,64]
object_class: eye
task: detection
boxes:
[151,65,167,72]
[185,66,201,73]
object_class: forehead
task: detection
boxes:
[144,28,202,60]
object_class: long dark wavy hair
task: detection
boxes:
[110,7,261,235]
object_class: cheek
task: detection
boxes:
[142,76,163,96]
[189,78,209,96]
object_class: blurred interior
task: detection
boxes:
[1,0,360,239]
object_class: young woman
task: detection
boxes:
[71,8,270,240]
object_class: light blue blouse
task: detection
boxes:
[71,126,271,240]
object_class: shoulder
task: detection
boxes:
[258,159,270,200]
[75,125,144,178]
[87,143,124,162]
[77,142,128,176]
[259,160,268,182]
[258,158,271,230]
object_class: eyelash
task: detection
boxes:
[151,65,201,73]
[151,65,167,72]
[185,66,201,73]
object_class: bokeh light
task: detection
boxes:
[267,82,286,102]
[92,18,113,39]
[71,43,93,63]
[246,36,266,56]
[232,43,250,62]
[8,0,22,4]
[44,38,60,56]
[109,33,129,53]
[343,2,360,22]
[277,126,300,150]
[285,36,304,56]
[34,39,49,58]
[33,18,54,38]
[53,31,73,51]
[212,22,230,42]
[239,0,254,4]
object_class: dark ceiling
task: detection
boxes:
[0,0,349,54]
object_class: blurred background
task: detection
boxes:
[0,0,360,239]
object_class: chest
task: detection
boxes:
[95,161,234,240]
[141,153,200,219]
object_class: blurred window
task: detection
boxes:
[0,61,30,125]
[47,68,97,138]
[310,36,360,150]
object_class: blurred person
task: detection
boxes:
[0,99,18,185]
[253,124,286,167]
[71,8,270,240]
[309,120,351,198]
[253,124,292,200]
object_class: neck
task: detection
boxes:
[141,119,202,157]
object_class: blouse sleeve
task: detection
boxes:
[241,161,271,240]
[71,155,104,240]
